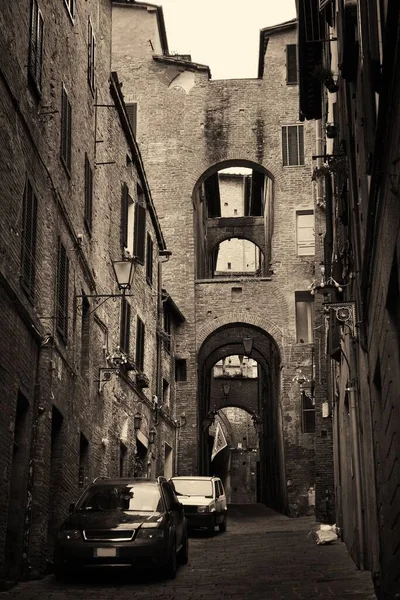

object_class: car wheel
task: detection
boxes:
[164,537,177,579]
[219,514,227,533]
[179,527,189,564]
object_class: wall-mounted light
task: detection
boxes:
[134,413,143,431]
[148,428,156,445]
[242,337,253,356]
[76,258,135,314]
[174,413,187,429]
[222,382,231,397]
[292,370,310,387]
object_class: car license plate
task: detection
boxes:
[94,548,117,557]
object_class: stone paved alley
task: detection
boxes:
[0,505,377,600]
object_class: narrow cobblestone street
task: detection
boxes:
[0,505,377,599]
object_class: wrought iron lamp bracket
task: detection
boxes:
[324,301,357,338]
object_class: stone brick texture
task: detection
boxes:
[112,7,324,518]
[0,0,179,583]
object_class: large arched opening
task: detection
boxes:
[197,323,287,514]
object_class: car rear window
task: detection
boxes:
[172,479,213,498]
[77,484,164,512]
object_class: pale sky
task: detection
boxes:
[158,0,297,79]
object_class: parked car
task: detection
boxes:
[54,476,188,579]
[170,476,227,534]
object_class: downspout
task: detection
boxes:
[345,382,365,570]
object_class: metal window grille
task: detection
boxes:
[146,233,153,284]
[286,44,298,84]
[301,391,315,433]
[29,0,44,92]
[87,18,95,94]
[84,154,93,232]
[133,203,146,264]
[135,316,145,372]
[56,240,69,341]
[21,178,38,300]
[282,125,304,166]
[120,296,131,355]
[61,85,72,173]
[126,103,137,137]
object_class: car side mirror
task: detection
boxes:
[69,502,76,513]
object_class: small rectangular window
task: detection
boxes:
[146,233,153,285]
[175,358,187,381]
[286,44,298,84]
[29,0,44,93]
[136,316,145,372]
[61,84,72,174]
[56,240,69,341]
[120,296,131,355]
[87,18,95,95]
[296,211,315,255]
[84,154,93,232]
[282,125,304,166]
[301,391,315,433]
[21,177,38,300]
[295,291,314,343]
[126,103,137,137]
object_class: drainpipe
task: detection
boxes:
[345,383,365,570]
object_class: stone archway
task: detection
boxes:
[197,322,288,513]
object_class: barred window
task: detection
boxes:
[146,233,153,285]
[61,84,72,174]
[29,0,44,93]
[286,45,298,84]
[301,391,315,433]
[282,125,304,166]
[87,18,95,94]
[135,316,145,372]
[120,296,131,355]
[84,154,93,232]
[21,178,38,300]
[56,240,69,341]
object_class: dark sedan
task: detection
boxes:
[54,476,188,579]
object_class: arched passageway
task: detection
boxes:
[197,323,287,514]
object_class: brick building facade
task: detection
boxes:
[297,0,400,597]
[112,3,325,518]
[0,0,182,584]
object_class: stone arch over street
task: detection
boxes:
[197,322,288,513]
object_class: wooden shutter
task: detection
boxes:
[286,45,298,84]
[87,19,95,94]
[57,240,69,340]
[146,233,153,284]
[21,179,38,299]
[133,202,146,264]
[121,183,129,248]
[120,297,131,354]
[29,0,38,82]
[126,103,137,137]
[61,85,72,172]
[136,316,145,371]
[84,154,93,231]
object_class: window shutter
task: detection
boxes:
[146,233,153,284]
[121,183,129,248]
[282,125,304,166]
[66,98,72,171]
[21,179,38,299]
[136,316,145,372]
[286,45,298,84]
[61,85,72,172]
[56,240,69,340]
[36,10,44,88]
[84,154,93,231]
[126,103,137,137]
[134,202,146,264]
[29,1,38,82]
[87,19,95,93]
[120,297,131,354]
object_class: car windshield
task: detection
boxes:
[77,484,164,512]
[172,479,213,497]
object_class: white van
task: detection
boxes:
[170,476,227,534]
